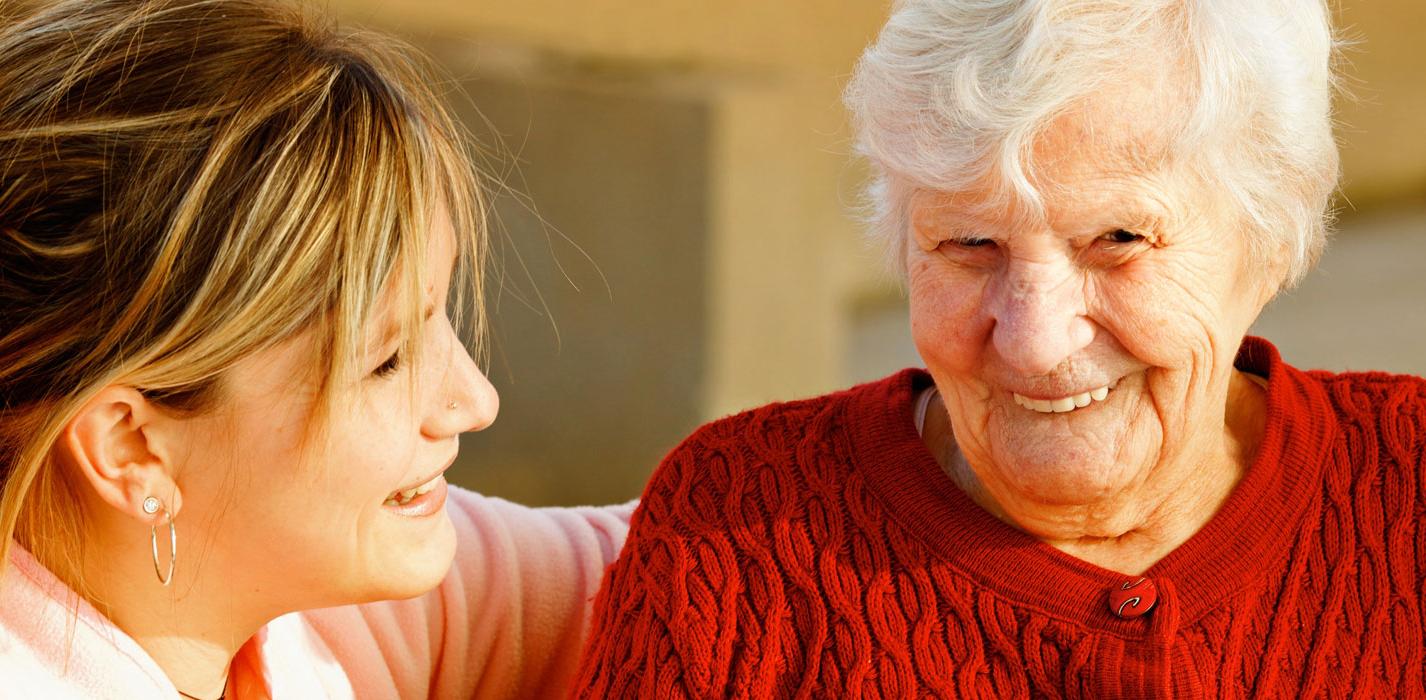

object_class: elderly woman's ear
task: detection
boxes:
[57,387,184,522]
[1251,241,1294,308]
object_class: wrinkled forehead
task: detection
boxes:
[1038,54,1190,174]
[925,59,1194,227]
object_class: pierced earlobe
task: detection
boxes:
[144,496,176,586]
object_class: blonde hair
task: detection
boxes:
[846,0,1340,289]
[0,0,486,596]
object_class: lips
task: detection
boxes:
[381,475,448,518]
[383,452,456,516]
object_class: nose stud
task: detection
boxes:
[446,401,458,411]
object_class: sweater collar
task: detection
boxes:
[2,542,176,697]
[850,336,1337,634]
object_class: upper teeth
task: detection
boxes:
[384,474,441,506]
[1012,381,1117,414]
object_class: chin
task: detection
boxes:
[365,513,458,602]
[990,441,1138,506]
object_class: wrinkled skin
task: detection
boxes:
[910,85,1278,573]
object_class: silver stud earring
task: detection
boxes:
[143,497,176,586]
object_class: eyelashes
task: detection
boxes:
[939,229,1148,250]
[951,236,996,248]
[1099,229,1145,244]
[927,228,1153,274]
[371,351,402,378]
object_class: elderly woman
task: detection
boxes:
[0,1,631,698]
[575,0,1424,697]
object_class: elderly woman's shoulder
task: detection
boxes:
[1304,366,1426,413]
[677,376,890,456]
[1300,367,1426,479]
[633,378,890,526]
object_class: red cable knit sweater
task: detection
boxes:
[574,338,1426,698]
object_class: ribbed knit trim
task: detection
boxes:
[850,336,1337,636]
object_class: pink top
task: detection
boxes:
[0,486,633,699]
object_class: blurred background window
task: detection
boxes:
[453,73,710,506]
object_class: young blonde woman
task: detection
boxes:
[0,1,632,698]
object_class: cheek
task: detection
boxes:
[907,259,991,375]
[1090,256,1236,368]
[211,396,311,494]
[344,393,420,478]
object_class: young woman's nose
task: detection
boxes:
[987,261,1097,377]
[423,323,498,439]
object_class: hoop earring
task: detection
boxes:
[143,496,176,586]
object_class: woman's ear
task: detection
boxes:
[57,386,182,524]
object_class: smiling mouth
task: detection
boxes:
[1012,379,1121,414]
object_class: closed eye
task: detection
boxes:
[371,351,402,379]
[946,237,996,248]
[1099,229,1145,244]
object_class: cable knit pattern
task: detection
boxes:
[574,338,1426,698]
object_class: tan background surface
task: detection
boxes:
[323,1,1426,506]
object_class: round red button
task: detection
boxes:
[1108,577,1157,619]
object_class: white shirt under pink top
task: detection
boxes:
[0,487,634,699]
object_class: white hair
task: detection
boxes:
[845,0,1340,288]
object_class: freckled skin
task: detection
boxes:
[910,96,1279,574]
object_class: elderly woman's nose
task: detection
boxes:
[988,268,1096,376]
[424,326,499,438]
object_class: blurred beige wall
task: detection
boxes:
[324,1,1426,505]
[326,0,898,504]
[1333,1,1426,208]
[334,0,894,418]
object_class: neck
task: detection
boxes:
[924,369,1268,574]
[72,518,266,699]
[131,631,234,700]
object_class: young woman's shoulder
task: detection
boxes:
[301,487,634,699]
